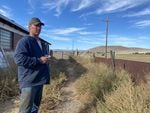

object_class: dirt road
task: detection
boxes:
[0,61,86,113]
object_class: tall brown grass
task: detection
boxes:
[40,73,67,113]
[97,81,150,113]
[0,54,19,101]
[1,55,149,113]
[75,57,150,113]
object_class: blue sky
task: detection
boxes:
[0,0,150,50]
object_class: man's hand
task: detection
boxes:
[39,56,49,64]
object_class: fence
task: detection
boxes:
[94,56,150,83]
[0,48,9,68]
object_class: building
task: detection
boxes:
[0,14,51,51]
[0,14,29,51]
[0,14,51,68]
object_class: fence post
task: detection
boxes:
[110,50,115,73]
[123,63,125,69]
[62,51,64,59]
[76,49,79,56]
[93,52,95,58]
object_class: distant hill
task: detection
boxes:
[88,46,150,54]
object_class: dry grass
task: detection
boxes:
[0,55,69,112]
[1,55,149,113]
[81,52,150,63]
[75,63,124,103]
[40,73,67,113]
[116,54,150,63]
[97,80,150,113]
[0,55,19,101]
[74,57,150,113]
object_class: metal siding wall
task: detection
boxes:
[13,33,23,50]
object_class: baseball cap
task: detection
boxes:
[29,17,44,26]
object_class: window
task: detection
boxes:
[0,28,13,49]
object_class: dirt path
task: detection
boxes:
[49,66,84,113]
[1,63,85,113]
[50,80,84,113]
[0,81,83,113]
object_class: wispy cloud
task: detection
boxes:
[27,0,40,14]
[138,36,150,40]
[110,37,135,42]
[0,5,12,17]
[134,20,150,28]
[71,0,96,12]
[124,8,150,17]
[42,0,97,16]
[28,0,149,17]
[77,37,103,45]
[50,27,85,35]
[41,32,71,42]
[109,36,138,47]
[50,36,71,41]
[42,0,69,16]
[28,0,35,9]
[78,31,103,36]
[95,0,149,14]
[107,35,150,48]
[41,27,103,44]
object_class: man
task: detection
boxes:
[14,17,50,113]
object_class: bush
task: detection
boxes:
[0,55,19,101]
[74,57,150,113]
[145,52,150,55]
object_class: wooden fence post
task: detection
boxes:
[110,50,116,73]
[62,51,64,59]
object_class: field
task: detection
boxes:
[116,54,150,63]
[84,52,150,63]
[0,53,150,113]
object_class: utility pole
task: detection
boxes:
[105,16,109,59]
[72,39,74,56]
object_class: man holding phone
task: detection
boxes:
[14,17,50,113]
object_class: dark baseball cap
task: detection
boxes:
[29,17,44,26]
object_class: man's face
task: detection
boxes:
[29,24,42,37]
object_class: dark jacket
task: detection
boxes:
[14,36,50,89]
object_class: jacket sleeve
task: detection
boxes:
[14,39,41,68]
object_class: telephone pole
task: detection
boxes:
[72,39,74,55]
[105,16,109,59]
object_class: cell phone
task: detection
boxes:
[47,55,51,58]
[45,55,51,58]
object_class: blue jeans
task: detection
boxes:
[19,85,43,113]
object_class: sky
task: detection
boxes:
[0,0,150,50]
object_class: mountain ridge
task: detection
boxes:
[88,45,150,54]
